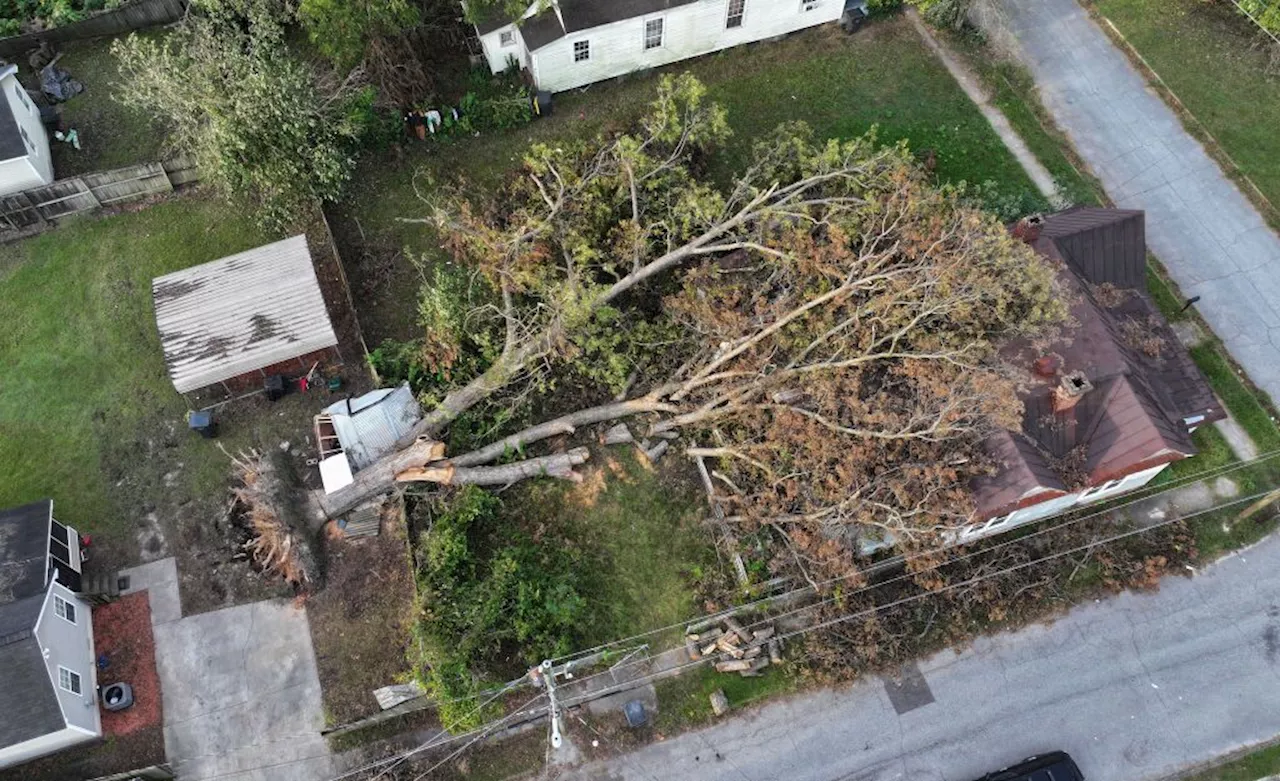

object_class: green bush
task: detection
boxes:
[408,487,587,728]
[0,0,120,33]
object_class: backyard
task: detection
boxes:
[0,194,362,613]
[1094,0,1280,223]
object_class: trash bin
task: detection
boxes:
[264,374,286,401]
[188,410,217,438]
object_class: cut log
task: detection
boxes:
[684,636,701,661]
[724,617,753,645]
[693,628,724,644]
[396,448,591,485]
[767,639,782,665]
[709,689,730,717]
[603,423,634,445]
[715,635,744,659]
[644,440,669,463]
[714,659,753,673]
[701,640,721,657]
[749,626,776,647]
[742,647,762,660]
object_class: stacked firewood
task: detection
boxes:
[684,617,782,677]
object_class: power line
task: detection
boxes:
[555,483,1280,701]
[549,448,1280,666]
[352,485,1276,778]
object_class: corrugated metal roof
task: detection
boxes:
[323,385,422,471]
[153,235,338,393]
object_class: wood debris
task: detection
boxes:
[686,616,782,677]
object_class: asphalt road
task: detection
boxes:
[560,534,1280,781]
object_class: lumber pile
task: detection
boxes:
[684,616,782,677]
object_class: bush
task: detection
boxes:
[408,487,587,728]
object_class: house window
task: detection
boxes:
[800,0,821,10]
[54,595,77,625]
[726,0,746,28]
[644,18,664,50]
[13,84,30,112]
[58,666,82,695]
[1079,478,1123,503]
[574,39,590,62]
[499,30,515,47]
[18,125,33,155]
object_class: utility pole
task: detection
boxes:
[532,659,563,750]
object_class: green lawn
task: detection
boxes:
[1181,742,1280,781]
[1096,0,1280,220]
[516,450,721,647]
[335,14,1043,343]
[20,36,168,175]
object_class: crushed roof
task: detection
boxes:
[323,385,423,471]
[973,208,1225,519]
[152,235,338,394]
[0,500,52,604]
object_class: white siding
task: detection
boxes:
[0,70,52,195]
[34,581,101,738]
[479,23,530,75]
[530,0,843,92]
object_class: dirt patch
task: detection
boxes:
[308,516,417,726]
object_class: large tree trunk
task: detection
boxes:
[397,447,591,485]
[305,438,445,525]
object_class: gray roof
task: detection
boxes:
[152,235,339,393]
[480,0,699,51]
[0,500,52,604]
[0,633,66,751]
[0,65,27,164]
[323,385,422,471]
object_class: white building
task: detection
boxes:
[0,500,100,770]
[0,63,53,196]
[473,0,863,92]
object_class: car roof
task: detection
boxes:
[981,752,1082,781]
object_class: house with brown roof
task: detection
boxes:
[957,207,1225,542]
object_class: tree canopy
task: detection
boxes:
[112,1,370,229]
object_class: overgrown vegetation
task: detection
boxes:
[0,0,119,36]
[409,486,589,728]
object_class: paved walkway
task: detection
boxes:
[988,0,1280,406]
[121,559,334,781]
[561,532,1280,781]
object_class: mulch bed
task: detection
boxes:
[93,591,163,737]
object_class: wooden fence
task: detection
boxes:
[0,154,198,232]
[0,0,186,58]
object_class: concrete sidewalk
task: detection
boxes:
[987,0,1280,407]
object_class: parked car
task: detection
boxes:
[972,752,1084,781]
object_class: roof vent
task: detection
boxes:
[1012,213,1045,244]
[1052,370,1093,412]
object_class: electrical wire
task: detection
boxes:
[548,447,1280,666]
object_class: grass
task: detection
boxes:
[1094,0,1280,224]
[335,15,1043,343]
[652,664,799,734]
[517,450,720,649]
[20,36,168,175]
[1180,742,1280,781]
[943,29,1106,207]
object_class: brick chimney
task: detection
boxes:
[1052,370,1093,413]
[1012,213,1045,244]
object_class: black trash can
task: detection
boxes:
[264,374,286,401]
[188,410,217,438]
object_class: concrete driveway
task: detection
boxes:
[123,559,334,781]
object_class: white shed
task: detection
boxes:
[472,0,856,93]
[0,63,53,196]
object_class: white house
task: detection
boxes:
[473,0,864,92]
[0,63,53,196]
[0,500,100,770]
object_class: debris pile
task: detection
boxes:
[684,616,782,677]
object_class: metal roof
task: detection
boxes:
[323,385,422,471]
[152,235,338,393]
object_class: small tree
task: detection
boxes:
[113,5,367,230]
[298,0,421,71]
